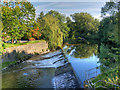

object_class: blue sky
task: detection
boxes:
[1,0,110,20]
[29,1,109,20]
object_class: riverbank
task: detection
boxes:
[2,43,81,88]
[1,50,50,71]
[1,41,49,70]
[2,40,46,49]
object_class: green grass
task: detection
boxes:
[0,61,17,70]
[3,40,46,49]
[1,40,46,70]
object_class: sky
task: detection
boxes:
[29,0,110,20]
[1,0,110,20]
[31,2,107,20]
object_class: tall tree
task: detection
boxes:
[69,12,99,41]
[2,0,36,43]
[96,1,120,86]
[38,14,63,49]
[99,1,120,66]
[101,1,119,17]
[47,10,70,41]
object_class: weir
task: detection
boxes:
[2,49,80,88]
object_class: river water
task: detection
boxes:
[2,43,101,88]
[2,50,78,88]
[63,43,101,87]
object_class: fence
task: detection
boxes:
[85,66,99,81]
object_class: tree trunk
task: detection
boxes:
[11,39,14,44]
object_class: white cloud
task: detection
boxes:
[34,2,106,20]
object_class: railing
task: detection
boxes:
[85,66,99,81]
[84,66,120,89]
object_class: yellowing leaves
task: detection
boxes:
[15,6,20,9]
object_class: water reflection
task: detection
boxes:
[2,49,79,88]
[2,67,55,88]
[64,43,98,59]
[63,43,100,87]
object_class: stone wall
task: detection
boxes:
[2,41,48,62]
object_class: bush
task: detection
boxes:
[29,38,36,41]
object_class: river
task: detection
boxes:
[2,49,79,88]
[2,43,101,88]
[63,43,101,87]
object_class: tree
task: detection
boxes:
[66,16,72,24]
[37,10,70,49]
[69,12,99,41]
[2,3,19,43]
[101,1,119,17]
[96,1,120,86]
[98,1,120,66]
[37,11,46,40]
[98,15,119,65]
[31,26,42,39]
[2,1,36,43]
[47,10,70,41]
[17,1,36,40]
[38,11,44,19]
[38,14,63,49]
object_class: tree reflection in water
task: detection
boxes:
[65,43,98,59]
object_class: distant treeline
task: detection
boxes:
[1,1,99,49]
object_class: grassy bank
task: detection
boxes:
[1,40,47,70]
[3,40,46,49]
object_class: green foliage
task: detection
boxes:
[101,1,119,17]
[37,10,70,47]
[67,12,99,41]
[37,11,65,49]
[42,14,63,49]
[34,52,39,55]
[2,1,36,42]
[98,15,119,67]
[93,1,120,87]
[92,65,120,88]
[0,39,3,56]
[98,15,118,44]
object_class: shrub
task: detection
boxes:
[29,38,36,41]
